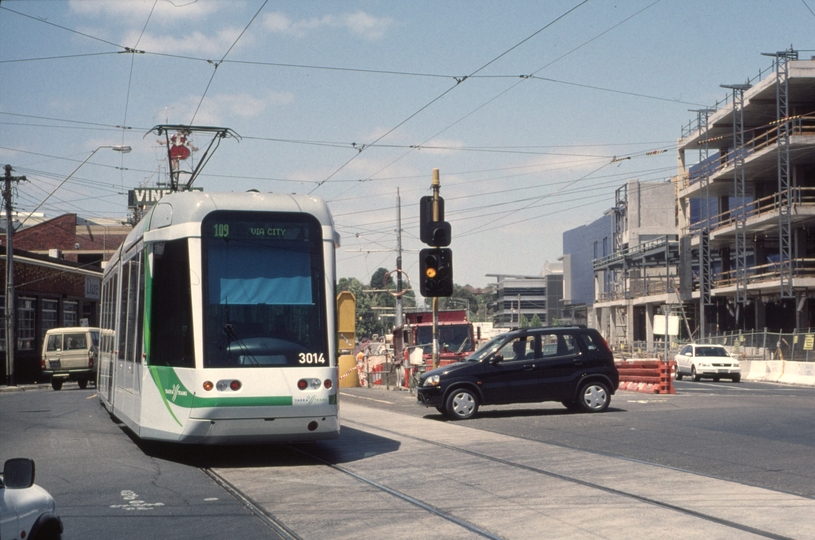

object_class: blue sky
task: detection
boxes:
[1,0,814,291]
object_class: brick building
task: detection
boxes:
[2,249,103,384]
[2,213,130,384]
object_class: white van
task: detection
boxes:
[41,327,100,390]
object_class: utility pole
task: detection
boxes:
[395,188,403,331]
[3,165,26,386]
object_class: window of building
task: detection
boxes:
[17,297,36,351]
[63,301,78,327]
[42,299,58,338]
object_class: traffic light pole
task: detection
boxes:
[431,169,441,369]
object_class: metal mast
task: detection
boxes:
[762,48,798,298]
[692,108,715,341]
[721,83,751,314]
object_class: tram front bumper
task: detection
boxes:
[179,414,340,444]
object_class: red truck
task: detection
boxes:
[393,309,476,366]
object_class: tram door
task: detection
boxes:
[116,250,143,421]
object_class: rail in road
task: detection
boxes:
[205,396,814,540]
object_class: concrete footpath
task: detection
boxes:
[214,399,815,540]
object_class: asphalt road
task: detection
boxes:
[0,384,282,540]
[2,379,814,539]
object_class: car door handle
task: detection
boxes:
[523,364,535,371]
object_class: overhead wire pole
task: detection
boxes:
[3,164,26,386]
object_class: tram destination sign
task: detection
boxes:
[128,187,202,208]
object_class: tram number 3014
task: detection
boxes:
[299,352,326,364]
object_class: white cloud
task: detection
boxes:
[261,10,393,40]
[156,91,293,126]
[69,0,225,23]
[123,27,252,56]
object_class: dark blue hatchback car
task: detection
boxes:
[416,326,619,420]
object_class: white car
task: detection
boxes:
[0,458,63,540]
[674,344,741,382]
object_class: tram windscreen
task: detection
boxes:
[202,211,329,368]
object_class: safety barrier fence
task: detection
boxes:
[616,360,676,394]
[627,329,815,363]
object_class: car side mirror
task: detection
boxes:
[3,458,35,489]
[490,354,504,365]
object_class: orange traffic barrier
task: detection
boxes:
[617,360,676,394]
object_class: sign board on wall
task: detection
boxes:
[85,276,100,300]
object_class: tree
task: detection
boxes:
[529,314,543,328]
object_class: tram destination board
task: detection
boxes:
[205,211,316,242]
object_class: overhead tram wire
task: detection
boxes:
[0,6,126,49]
[189,0,268,124]
[331,0,663,200]
[350,0,662,193]
[309,0,589,195]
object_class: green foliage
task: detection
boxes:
[519,314,530,328]
[529,314,543,328]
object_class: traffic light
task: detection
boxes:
[420,196,451,246]
[419,248,453,297]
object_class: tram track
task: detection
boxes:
[341,418,795,540]
[199,404,809,540]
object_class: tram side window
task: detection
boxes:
[117,263,130,361]
[125,254,141,363]
[150,240,194,367]
[101,274,118,354]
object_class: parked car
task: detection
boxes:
[674,343,740,382]
[0,458,63,540]
[416,326,620,420]
[41,327,100,390]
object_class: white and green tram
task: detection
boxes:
[98,191,340,443]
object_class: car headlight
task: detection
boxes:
[423,374,440,387]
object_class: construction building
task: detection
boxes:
[676,49,815,337]
[589,179,679,352]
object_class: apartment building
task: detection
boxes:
[676,50,815,337]
[488,261,563,329]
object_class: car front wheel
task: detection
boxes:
[51,379,63,391]
[577,381,611,413]
[445,389,479,420]
[692,365,701,381]
[675,369,683,381]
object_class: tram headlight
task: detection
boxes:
[297,378,323,390]
[203,381,214,391]
[216,380,243,392]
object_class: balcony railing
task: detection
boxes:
[690,258,815,292]
[684,187,815,237]
[678,117,815,191]
[597,277,679,302]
